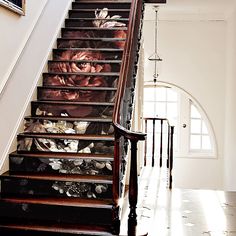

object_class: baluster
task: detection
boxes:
[112,132,121,234]
[128,140,138,236]
[144,119,147,166]
[152,119,155,167]
[160,119,163,167]
[167,125,170,169]
[169,126,174,189]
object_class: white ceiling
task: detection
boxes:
[144,0,236,20]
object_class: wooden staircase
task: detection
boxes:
[0,0,153,234]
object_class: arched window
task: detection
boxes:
[143,84,216,158]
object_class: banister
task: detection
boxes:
[111,0,146,235]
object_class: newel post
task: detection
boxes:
[128,140,138,236]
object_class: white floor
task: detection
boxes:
[121,166,236,236]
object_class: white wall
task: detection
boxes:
[0,0,48,94]
[0,0,72,173]
[143,12,227,189]
[224,9,236,191]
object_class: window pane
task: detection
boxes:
[144,88,155,101]
[191,119,201,133]
[143,102,155,117]
[156,102,166,117]
[202,135,211,150]
[167,103,178,120]
[190,135,201,149]
[156,87,166,101]
[167,89,178,101]
[191,104,201,118]
[202,122,208,134]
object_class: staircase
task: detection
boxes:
[0,1,132,235]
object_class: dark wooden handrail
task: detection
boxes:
[111,0,146,235]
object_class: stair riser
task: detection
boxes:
[9,156,113,176]
[65,19,128,28]
[43,74,118,88]
[37,88,116,103]
[48,61,121,72]
[53,49,123,61]
[24,119,114,135]
[1,178,112,199]
[72,2,131,9]
[62,29,126,42]
[57,38,125,49]
[69,10,130,18]
[31,102,114,118]
[0,203,112,226]
[17,136,114,154]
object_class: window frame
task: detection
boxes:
[143,83,217,159]
[0,0,25,15]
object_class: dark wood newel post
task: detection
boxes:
[160,119,163,167]
[128,140,138,236]
[169,126,174,189]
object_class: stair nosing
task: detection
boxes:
[2,171,113,184]
[0,223,113,235]
[48,59,122,63]
[32,100,115,105]
[62,26,127,30]
[44,72,120,77]
[58,37,126,41]
[53,48,124,51]
[69,9,130,11]
[65,17,129,21]
[1,197,113,209]
[24,116,112,122]
[17,133,114,141]
[38,86,117,91]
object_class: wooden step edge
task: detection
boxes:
[62,26,128,30]
[9,151,114,160]
[58,37,126,41]
[38,86,117,91]
[17,133,114,140]
[0,223,114,236]
[66,17,129,21]
[43,72,120,76]
[69,9,130,11]
[24,116,112,122]
[0,197,113,209]
[31,100,115,106]
[48,59,122,63]
[1,171,113,184]
[74,0,131,3]
[53,48,124,51]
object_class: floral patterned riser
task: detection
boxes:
[1,178,111,199]
[24,120,114,135]
[39,89,115,103]
[10,157,112,176]
[17,138,114,154]
[52,181,110,198]
[33,105,113,118]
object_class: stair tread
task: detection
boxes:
[66,17,129,21]
[32,100,115,105]
[0,196,113,208]
[2,171,113,183]
[48,59,122,63]
[44,72,120,76]
[69,9,130,11]
[18,133,114,141]
[58,37,126,41]
[10,151,113,160]
[24,116,112,122]
[54,47,124,51]
[62,26,127,30]
[38,86,117,91]
[0,222,113,235]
